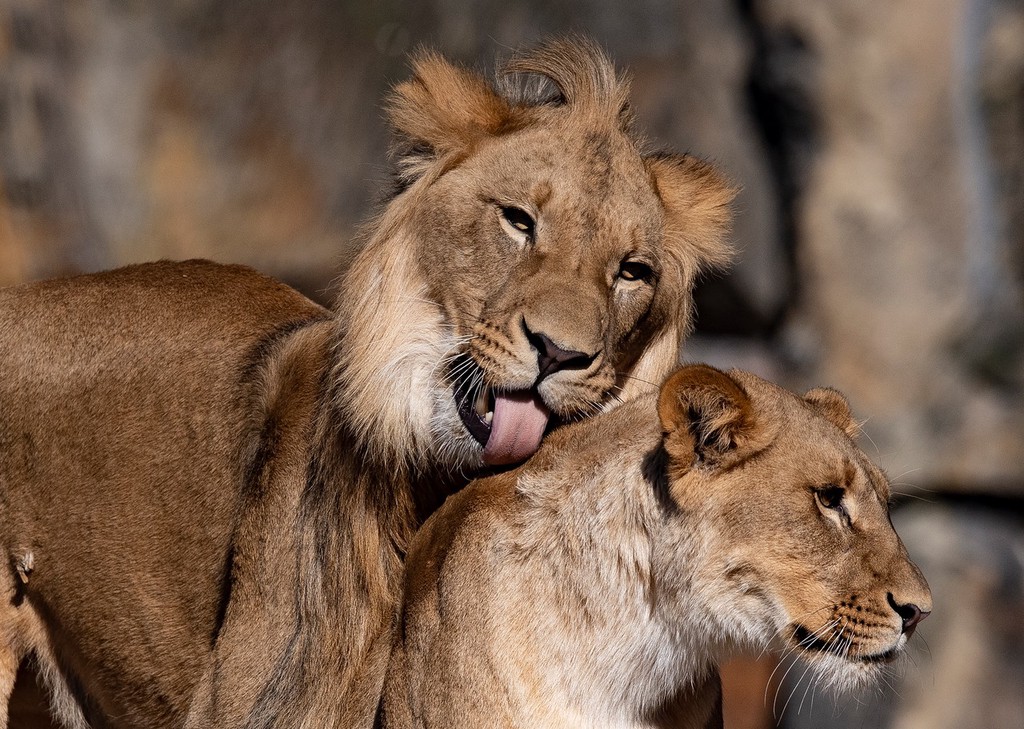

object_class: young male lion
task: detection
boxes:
[0,39,733,729]
[381,365,932,728]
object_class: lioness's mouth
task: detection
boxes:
[790,625,900,665]
[453,365,551,466]
[791,624,838,657]
[857,645,901,664]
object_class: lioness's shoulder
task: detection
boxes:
[516,395,661,476]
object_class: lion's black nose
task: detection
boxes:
[523,323,594,381]
[887,593,930,638]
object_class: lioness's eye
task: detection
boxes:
[814,484,845,510]
[618,260,652,282]
[499,206,535,244]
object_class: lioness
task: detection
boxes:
[0,39,733,728]
[381,365,932,728]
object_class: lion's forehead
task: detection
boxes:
[483,125,658,212]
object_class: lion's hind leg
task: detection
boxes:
[0,550,89,729]
[0,631,18,727]
[0,550,38,727]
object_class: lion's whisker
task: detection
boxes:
[445,354,480,386]
[613,372,661,391]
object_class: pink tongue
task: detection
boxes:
[482,391,551,466]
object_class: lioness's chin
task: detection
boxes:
[786,625,905,691]
[798,651,894,693]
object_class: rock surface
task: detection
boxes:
[761,0,1024,492]
[3,0,1019,490]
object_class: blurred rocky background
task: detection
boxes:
[1,0,1021,727]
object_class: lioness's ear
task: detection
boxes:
[804,387,861,438]
[388,52,512,181]
[657,364,754,472]
[646,153,735,275]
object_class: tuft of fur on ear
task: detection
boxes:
[657,364,755,473]
[388,51,513,184]
[804,387,861,439]
[646,153,736,280]
[502,35,632,124]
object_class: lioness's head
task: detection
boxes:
[336,38,733,470]
[656,365,931,689]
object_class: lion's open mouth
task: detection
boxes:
[453,366,551,467]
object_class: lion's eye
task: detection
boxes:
[499,206,535,245]
[814,484,845,511]
[618,260,652,283]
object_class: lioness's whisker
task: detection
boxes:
[763,649,793,703]
[877,669,902,700]
[780,652,817,720]
[765,619,835,712]
[770,617,845,712]
[802,670,823,717]
[852,415,882,455]
[796,658,819,715]
[788,615,841,654]
[915,633,934,664]
[772,652,805,720]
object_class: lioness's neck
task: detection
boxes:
[505,401,719,723]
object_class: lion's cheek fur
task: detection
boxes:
[335,209,475,469]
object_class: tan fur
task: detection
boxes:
[0,39,733,728]
[382,365,931,728]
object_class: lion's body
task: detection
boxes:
[0,39,735,727]
[381,366,931,729]
[0,261,332,726]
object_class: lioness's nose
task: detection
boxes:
[887,593,930,638]
[523,323,595,381]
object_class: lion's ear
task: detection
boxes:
[388,52,512,181]
[804,387,861,438]
[646,153,735,274]
[658,364,755,472]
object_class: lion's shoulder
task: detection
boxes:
[2,259,326,329]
